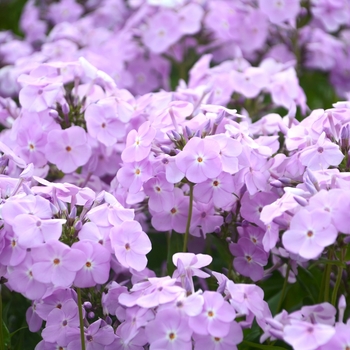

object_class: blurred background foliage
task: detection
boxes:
[0,0,27,36]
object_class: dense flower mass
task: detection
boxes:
[0,0,350,349]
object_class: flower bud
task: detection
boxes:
[171,130,182,141]
[84,301,92,310]
[270,180,283,188]
[293,195,308,207]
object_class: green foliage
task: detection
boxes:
[0,0,27,36]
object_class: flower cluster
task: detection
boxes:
[0,0,350,349]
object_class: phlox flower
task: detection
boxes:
[283,319,335,350]
[117,159,153,194]
[159,291,204,317]
[189,291,236,338]
[176,137,222,183]
[151,187,189,233]
[230,238,268,282]
[26,301,43,332]
[0,235,27,267]
[85,100,126,147]
[35,288,77,321]
[282,208,338,259]
[209,135,242,174]
[299,132,344,170]
[31,240,86,287]
[19,83,63,112]
[145,309,192,350]
[121,121,156,163]
[190,202,223,237]
[259,0,300,24]
[240,191,279,228]
[13,214,65,248]
[193,321,243,350]
[173,252,213,279]
[67,319,116,349]
[143,173,175,212]
[178,3,204,35]
[193,172,237,209]
[237,147,270,195]
[110,220,151,271]
[116,305,154,329]
[226,281,267,319]
[78,222,112,253]
[45,126,92,173]
[1,194,52,225]
[14,124,48,167]
[318,323,350,350]
[41,299,80,344]
[107,323,148,350]
[7,254,48,300]
[142,10,182,54]
[72,240,111,288]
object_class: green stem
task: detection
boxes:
[331,247,345,306]
[77,288,86,350]
[183,183,194,252]
[0,287,4,350]
[276,262,290,313]
[331,266,344,306]
[324,248,333,303]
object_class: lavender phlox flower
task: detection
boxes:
[108,322,147,350]
[299,132,344,170]
[41,299,81,344]
[226,281,267,319]
[283,319,335,350]
[66,318,116,349]
[230,237,268,281]
[102,281,128,316]
[110,220,151,271]
[193,321,243,350]
[290,302,336,326]
[282,208,337,259]
[188,291,236,338]
[145,308,192,350]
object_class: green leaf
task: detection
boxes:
[295,267,320,304]
[2,320,11,348]
[309,259,346,270]
[242,340,288,350]
[166,231,183,276]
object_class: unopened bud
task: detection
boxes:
[270,180,284,188]
[293,196,308,207]
[48,109,59,118]
[306,169,320,191]
[69,206,77,219]
[166,131,175,142]
[105,315,112,325]
[185,125,194,139]
[272,217,289,229]
[57,199,68,213]
[194,129,201,138]
[50,202,59,215]
[61,102,69,115]
[84,301,92,309]
[171,130,182,141]
[214,226,221,234]
[214,110,225,125]
[87,311,95,319]
[74,220,83,231]
[279,177,292,185]
[160,145,172,155]
[19,163,34,181]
